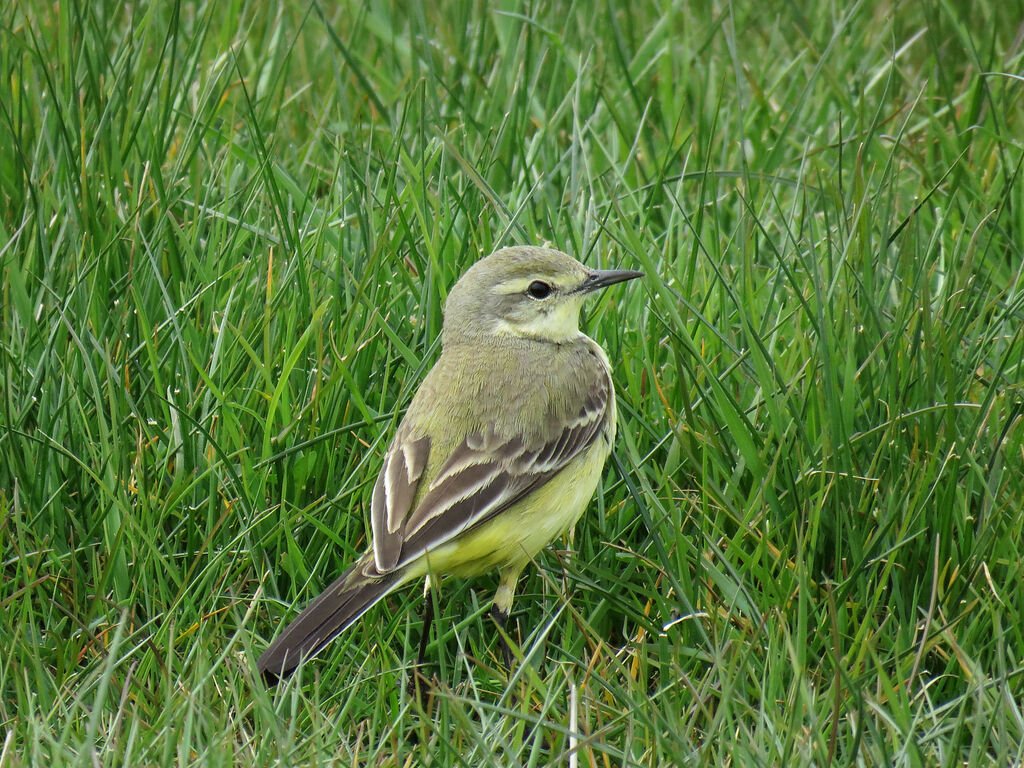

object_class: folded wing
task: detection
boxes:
[369,371,610,573]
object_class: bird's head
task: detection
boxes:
[442,246,642,345]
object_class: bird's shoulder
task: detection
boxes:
[404,335,611,445]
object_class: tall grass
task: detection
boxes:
[2,1,1022,765]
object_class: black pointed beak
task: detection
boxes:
[575,268,644,294]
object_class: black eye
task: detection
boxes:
[527,281,552,299]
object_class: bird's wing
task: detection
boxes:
[368,369,611,573]
[370,432,430,571]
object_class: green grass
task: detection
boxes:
[2,0,1023,765]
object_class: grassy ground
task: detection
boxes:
[2,1,1023,765]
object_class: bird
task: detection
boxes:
[257,245,642,683]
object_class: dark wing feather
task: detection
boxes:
[370,433,430,571]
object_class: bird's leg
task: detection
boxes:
[490,603,512,668]
[416,576,435,671]
[409,576,436,703]
[491,567,523,668]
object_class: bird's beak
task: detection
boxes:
[575,268,644,294]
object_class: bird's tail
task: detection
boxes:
[258,552,407,683]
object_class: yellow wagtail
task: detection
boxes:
[258,245,642,682]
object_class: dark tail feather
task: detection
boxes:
[258,553,406,684]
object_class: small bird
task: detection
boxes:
[258,246,642,683]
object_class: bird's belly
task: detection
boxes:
[421,437,611,578]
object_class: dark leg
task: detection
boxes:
[490,603,513,668]
[408,577,436,703]
[492,566,524,669]
[416,587,435,670]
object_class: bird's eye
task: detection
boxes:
[527,281,552,299]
